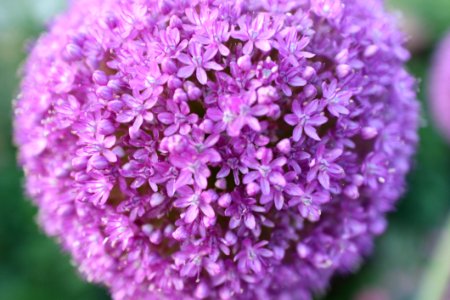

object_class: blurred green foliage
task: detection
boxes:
[0,1,449,300]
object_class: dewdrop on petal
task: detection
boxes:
[14,0,419,299]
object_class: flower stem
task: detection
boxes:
[416,214,450,300]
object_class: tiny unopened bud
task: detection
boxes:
[364,45,379,57]
[65,43,83,61]
[96,86,113,100]
[92,70,108,85]
[218,194,231,208]
[335,48,349,63]
[302,66,316,80]
[344,184,359,199]
[304,84,317,98]
[71,156,87,171]
[107,79,122,91]
[352,174,365,186]
[277,138,291,154]
[168,76,183,89]
[215,178,227,190]
[361,126,378,139]
[237,55,252,71]
[185,82,202,100]
[169,15,182,28]
[161,58,177,74]
[150,193,164,207]
[296,243,310,258]
[246,182,260,196]
[336,64,351,78]
[150,230,162,244]
[173,88,188,102]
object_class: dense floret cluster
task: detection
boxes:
[14,0,419,299]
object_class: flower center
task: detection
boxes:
[193,56,203,66]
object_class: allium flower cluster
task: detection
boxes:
[429,32,450,143]
[14,0,420,299]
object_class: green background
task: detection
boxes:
[0,1,449,299]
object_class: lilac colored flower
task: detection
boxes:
[276,61,307,96]
[307,145,345,190]
[173,186,216,225]
[235,239,273,275]
[287,182,330,222]
[177,42,224,85]
[284,99,328,141]
[14,0,419,299]
[117,193,150,221]
[173,243,221,279]
[224,192,265,231]
[322,79,352,117]
[255,57,279,84]
[232,13,276,55]
[361,152,389,190]
[184,5,220,30]
[76,134,118,170]
[429,31,450,142]
[242,147,287,196]
[79,173,114,206]
[216,149,249,186]
[102,212,136,250]
[152,27,188,59]
[207,91,269,136]
[121,148,159,190]
[194,21,232,56]
[116,89,159,138]
[274,27,314,67]
[129,61,169,92]
[72,111,116,138]
[157,100,198,136]
[166,131,221,190]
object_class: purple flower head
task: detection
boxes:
[429,31,450,142]
[14,0,419,299]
